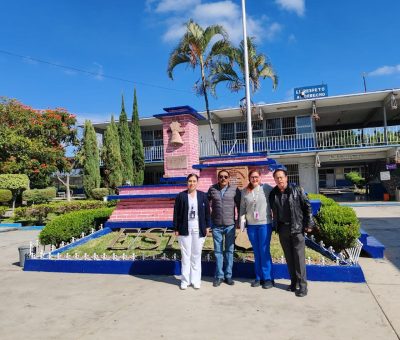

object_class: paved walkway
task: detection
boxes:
[0,206,399,340]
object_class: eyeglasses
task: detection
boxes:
[219,175,229,179]
[250,176,260,179]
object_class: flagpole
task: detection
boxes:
[241,0,253,153]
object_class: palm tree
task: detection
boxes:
[210,37,278,96]
[167,19,231,155]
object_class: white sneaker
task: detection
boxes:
[193,284,200,290]
[180,284,188,290]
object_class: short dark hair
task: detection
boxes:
[218,169,230,177]
[186,173,199,181]
[273,168,288,178]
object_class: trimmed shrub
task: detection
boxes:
[0,189,12,204]
[14,200,116,224]
[316,205,360,251]
[0,206,8,218]
[91,188,110,200]
[307,193,337,207]
[23,187,57,204]
[345,171,365,187]
[39,207,115,246]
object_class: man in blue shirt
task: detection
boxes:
[208,170,241,287]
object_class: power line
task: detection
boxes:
[0,49,192,94]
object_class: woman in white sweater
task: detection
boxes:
[240,170,274,289]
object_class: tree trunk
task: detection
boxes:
[200,60,221,156]
[65,174,71,202]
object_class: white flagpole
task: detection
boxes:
[241,0,253,153]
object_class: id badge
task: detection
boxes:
[254,211,259,220]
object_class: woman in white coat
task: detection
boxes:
[173,174,211,290]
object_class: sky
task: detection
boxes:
[1,0,400,124]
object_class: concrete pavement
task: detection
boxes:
[0,209,399,340]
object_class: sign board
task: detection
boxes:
[386,164,397,170]
[217,166,248,190]
[380,171,391,181]
[294,84,328,100]
[166,155,187,169]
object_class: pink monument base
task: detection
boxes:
[106,153,281,229]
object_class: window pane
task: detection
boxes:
[296,116,312,134]
[221,123,235,140]
[282,117,296,135]
[266,118,281,137]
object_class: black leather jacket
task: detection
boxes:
[269,184,314,234]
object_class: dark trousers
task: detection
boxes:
[278,226,307,289]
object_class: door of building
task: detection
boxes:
[326,173,335,187]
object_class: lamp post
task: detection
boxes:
[241,0,253,153]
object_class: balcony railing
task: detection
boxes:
[142,126,400,161]
[199,125,400,157]
[144,145,163,162]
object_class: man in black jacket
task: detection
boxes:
[269,169,313,297]
[208,170,241,287]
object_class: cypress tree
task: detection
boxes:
[118,94,134,185]
[82,120,101,198]
[102,115,123,191]
[131,88,145,185]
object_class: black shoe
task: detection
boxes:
[287,284,296,292]
[262,280,274,289]
[224,278,235,286]
[295,288,308,297]
[213,278,223,287]
[251,280,260,287]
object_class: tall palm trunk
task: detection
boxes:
[200,57,221,155]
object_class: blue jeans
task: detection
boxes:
[247,224,273,281]
[212,225,235,279]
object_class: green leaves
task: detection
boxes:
[81,120,101,198]
[131,89,144,185]
[0,174,29,191]
[0,98,77,188]
[39,207,115,246]
[102,116,123,190]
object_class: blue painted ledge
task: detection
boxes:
[359,229,385,259]
[0,223,22,228]
[24,259,365,283]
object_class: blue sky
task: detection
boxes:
[1,0,399,123]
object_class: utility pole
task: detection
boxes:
[241,0,253,153]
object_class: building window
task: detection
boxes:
[266,118,281,137]
[141,129,163,147]
[296,116,313,134]
[265,116,313,137]
[282,117,296,135]
[285,164,300,185]
[220,121,264,141]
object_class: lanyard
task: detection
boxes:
[251,185,260,208]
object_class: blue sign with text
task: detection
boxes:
[294,85,328,100]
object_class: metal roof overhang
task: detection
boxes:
[92,89,400,132]
[209,89,400,128]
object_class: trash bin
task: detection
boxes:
[18,245,30,267]
[396,186,400,202]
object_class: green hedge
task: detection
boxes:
[0,189,12,204]
[91,188,110,200]
[22,187,56,204]
[14,200,116,224]
[307,193,337,207]
[0,206,8,218]
[316,205,360,251]
[39,207,115,246]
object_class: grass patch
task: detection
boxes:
[64,230,333,264]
